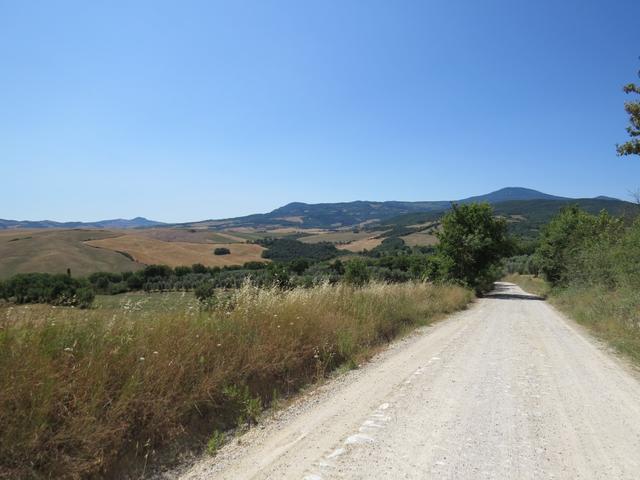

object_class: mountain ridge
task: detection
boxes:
[0,217,164,230]
[1,188,626,230]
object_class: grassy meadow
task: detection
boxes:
[0,281,471,479]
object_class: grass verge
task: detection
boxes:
[551,285,640,365]
[506,275,640,367]
[503,273,550,298]
[0,281,471,479]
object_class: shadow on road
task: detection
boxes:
[483,282,545,301]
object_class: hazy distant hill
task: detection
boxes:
[2,188,631,231]
[0,217,164,230]
[458,187,568,204]
[183,187,600,230]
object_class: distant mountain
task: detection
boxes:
[0,217,164,230]
[3,188,632,231]
[381,196,640,239]
[459,187,568,204]
[182,187,597,230]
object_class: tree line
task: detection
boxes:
[0,203,514,307]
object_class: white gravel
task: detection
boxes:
[169,282,640,479]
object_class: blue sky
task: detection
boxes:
[1,0,639,222]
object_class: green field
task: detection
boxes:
[94,291,198,312]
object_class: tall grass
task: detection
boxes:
[552,285,640,364]
[0,281,471,479]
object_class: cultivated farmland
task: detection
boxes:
[85,235,267,268]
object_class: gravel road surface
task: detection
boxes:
[174,282,640,479]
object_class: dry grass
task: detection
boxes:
[133,229,245,244]
[336,237,384,252]
[0,282,471,479]
[551,285,640,365]
[0,229,142,279]
[85,235,267,268]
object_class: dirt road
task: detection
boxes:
[175,283,640,479]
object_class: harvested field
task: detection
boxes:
[0,229,142,278]
[85,235,267,267]
[134,228,245,244]
[336,236,384,252]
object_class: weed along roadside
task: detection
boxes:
[0,281,472,479]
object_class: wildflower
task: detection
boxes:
[153,351,159,355]
[217,343,222,347]
[139,357,145,361]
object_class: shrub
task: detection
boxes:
[194,282,215,302]
[192,263,208,274]
[76,287,95,309]
[344,259,370,286]
[534,206,623,285]
[214,247,231,256]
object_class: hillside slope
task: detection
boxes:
[182,187,586,230]
[0,217,164,230]
[379,197,639,238]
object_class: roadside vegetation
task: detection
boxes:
[505,205,640,364]
[0,281,471,479]
[0,202,515,478]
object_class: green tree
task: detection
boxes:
[535,206,623,286]
[436,203,512,292]
[617,64,640,156]
[344,258,370,286]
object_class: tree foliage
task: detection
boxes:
[535,206,625,286]
[617,64,640,156]
[436,203,512,292]
[1,273,94,308]
[344,258,371,286]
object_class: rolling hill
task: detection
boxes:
[181,187,580,230]
[379,197,639,239]
[0,217,164,230]
[2,188,637,278]
[4,188,621,231]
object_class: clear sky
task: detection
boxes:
[1,0,639,222]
